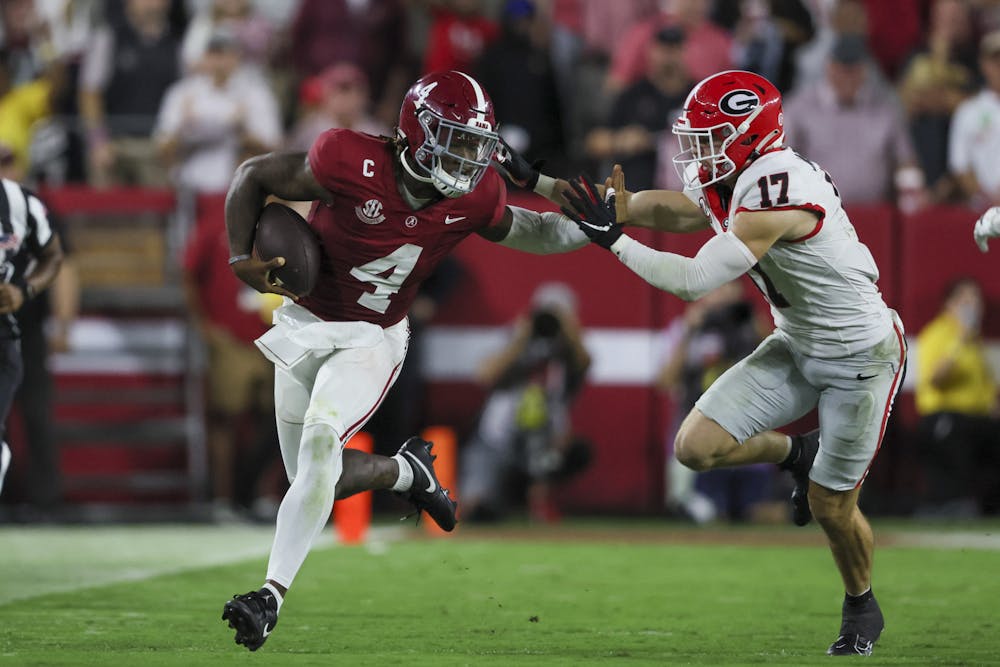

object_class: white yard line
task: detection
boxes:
[886,530,1000,550]
[0,524,404,606]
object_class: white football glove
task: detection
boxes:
[973,206,1000,253]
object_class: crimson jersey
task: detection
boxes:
[300,129,507,326]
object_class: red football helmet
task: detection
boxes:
[397,70,500,198]
[672,70,784,188]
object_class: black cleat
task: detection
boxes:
[827,595,884,656]
[781,429,820,526]
[222,589,278,651]
[827,634,875,656]
[395,436,458,531]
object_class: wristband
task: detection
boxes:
[534,174,557,199]
[610,234,631,257]
[228,254,252,266]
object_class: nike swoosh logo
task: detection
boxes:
[856,373,878,381]
[405,451,437,493]
[444,215,466,225]
[262,623,272,638]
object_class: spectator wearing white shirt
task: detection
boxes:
[154,28,282,193]
[948,30,1000,207]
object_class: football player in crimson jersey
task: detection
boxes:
[531,71,903,656]
[221,70,587,651]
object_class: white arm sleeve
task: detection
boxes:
[497,205,590,254]
[609,232,758,301]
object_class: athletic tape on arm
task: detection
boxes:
[609,232,757,301]
[534,174,558,199]
[498,205,590,254]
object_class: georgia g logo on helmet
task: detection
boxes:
[719,89,760,116]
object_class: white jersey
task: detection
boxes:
[685,148,893,358]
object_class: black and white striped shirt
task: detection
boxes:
[1,178,54,339]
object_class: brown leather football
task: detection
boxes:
[252,203,321,297]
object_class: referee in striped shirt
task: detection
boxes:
[0,177,64,495]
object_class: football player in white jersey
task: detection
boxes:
[535,70,905,657]
[974,206,1000,252]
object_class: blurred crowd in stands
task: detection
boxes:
[1,0,1000,211]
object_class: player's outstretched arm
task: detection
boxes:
[492,137,574,210]
[561,175,757,301]
[477,204,591,254]
[974,207,1000,252]
[494,140,708,234]
[625,189,710,233]
[603,165,710,234]
[225,151,330,298]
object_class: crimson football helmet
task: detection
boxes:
[673,70,784,188]
[397,70,500,198]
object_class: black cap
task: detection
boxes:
[655,25,686,46]
[831,33,869,65]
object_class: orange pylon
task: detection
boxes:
[333,431,373,544]
[420,425,458,536]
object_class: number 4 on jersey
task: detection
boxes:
[350,244,423,313]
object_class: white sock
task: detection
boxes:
[261,582,284,612]
[391,454,414,492]
[265,422,343,588]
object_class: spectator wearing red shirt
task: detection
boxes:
[422,0,499,74]
[183,201,275,521]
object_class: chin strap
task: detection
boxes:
[735,105,783,164]
[747,131,784,164]
[401,146,469,198]
[399,148,435,184]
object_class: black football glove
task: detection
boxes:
[492,137,543,190]
[560,175,624,250]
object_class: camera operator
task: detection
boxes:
[656,281,779,523]
[460,282,592,523]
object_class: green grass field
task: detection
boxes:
[1,520,998,666]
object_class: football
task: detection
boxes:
[252,202,321,296]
